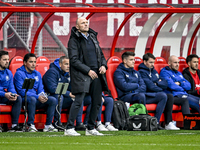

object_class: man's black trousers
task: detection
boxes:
[66,77,102,130]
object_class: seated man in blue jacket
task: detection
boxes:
[43,56,91,131]
[139,53,190,130]
[160,55,199,113]
[114,51,167,130]
[14,53,58,132]
[0,51,22,132]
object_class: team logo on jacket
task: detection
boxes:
[155,73,159,78]
[126,74,129,78]
[133,123,142,129]
[34,76,39,82]
[135,73,138,78]
[6,75,9,81]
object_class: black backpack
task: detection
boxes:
[112,100,129,130]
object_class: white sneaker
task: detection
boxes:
[64,128,81,136]
[28,124,38,132]
[105,124,118,131]
[43,124,58,132]
[96,124,109,131]
[85,128,104,136]
[165,122,180,130]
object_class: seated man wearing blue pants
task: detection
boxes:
[160,55,199,113]
[14,53,58,132]
[84,93,118,131]
[43,56,91,131]
[114,51,167,130]
[0,51,22,132]
[139,53,190,130]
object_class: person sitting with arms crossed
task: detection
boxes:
[114,51,168,130]
[139,53,190,130]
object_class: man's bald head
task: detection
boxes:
[168,55,177,63]
[76,17,89,35]
[76,17,85,25]
[168,55,179,71]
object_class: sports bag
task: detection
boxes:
[127,114,157,131]
[112,100,129,130]
[128,103,147,116]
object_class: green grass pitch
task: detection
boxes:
[1,130,200,150]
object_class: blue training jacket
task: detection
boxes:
[114,63,146,99]
[138,63,168,92]
[0,69,17,97]
[160,66,191,96]
[42,58,70,97]
[42,58,71,96]
[14,65,44,99]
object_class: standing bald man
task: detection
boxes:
[64,17,108,136]
[160,55,199,113]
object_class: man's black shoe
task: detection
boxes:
[53,123,65,131]
[75,123,86,131]
[157,124,165,130]
[8,125,23,132]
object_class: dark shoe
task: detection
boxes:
[8,125,23,132]
[0,126,3,132]
[53,123,65,131]
[157,124,165,130]
[75,123,86,131]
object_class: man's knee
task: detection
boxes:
[181,98,188,104]
[167,94,174,103]
[47,96,57,106]
[157,92,167,102]
[105,97,114,106]
[16,95,22,104]
[27,97,37,105]
[137,93,146,104]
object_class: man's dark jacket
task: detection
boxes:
[68,27,108,94]
[113,63,146,100]
[43,58,71,97]
[182,67,200,96]
[138,63,168,92]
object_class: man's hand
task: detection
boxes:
[175,82,180,86]
[69,92,75,98]
[99,66,106,74]
[5,92,18,101]
[38,95,48,103]
[88,70,98,80]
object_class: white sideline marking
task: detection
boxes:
[176,133,195,135]
[0,142,200,147]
